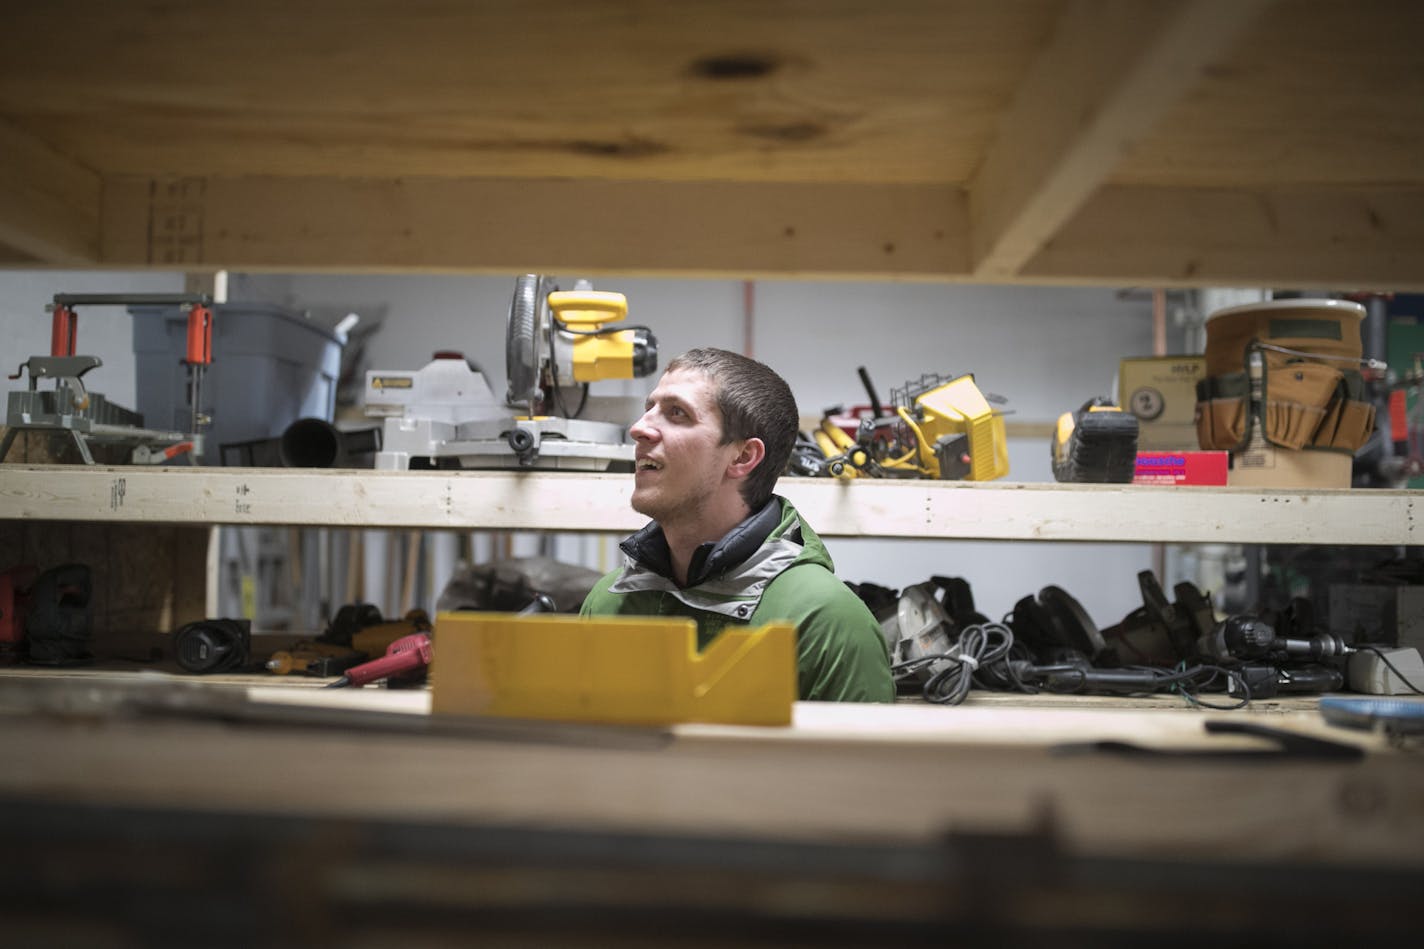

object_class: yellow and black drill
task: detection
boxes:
[1051,398,1139,483]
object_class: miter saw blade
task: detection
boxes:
[506,274,553,412]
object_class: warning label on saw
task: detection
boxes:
[370,376,414,389]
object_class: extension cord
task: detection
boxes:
[1347,647,1424,695]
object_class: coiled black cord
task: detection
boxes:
[890,621,1014,706]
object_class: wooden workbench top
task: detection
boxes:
[2,666,1419,874]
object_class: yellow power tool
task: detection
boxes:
[885,373,1010,481]
[506,275,658,414]
[366,274,658,470]
[813,415,870,479]
[1051,398,1139,483]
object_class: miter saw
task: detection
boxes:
[366,275,657,470]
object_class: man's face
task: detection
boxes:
[628,367,742,524]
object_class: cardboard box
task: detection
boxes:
[1132,451,1229,486]
[1118,356,1206,450]
[1227,445,1352,488]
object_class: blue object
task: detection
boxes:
[1319,696,1424,735]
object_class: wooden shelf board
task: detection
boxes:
[1,464,1415,545]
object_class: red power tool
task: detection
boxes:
[1,566,40,656]
[323,594,557,689]
[324,632,432,689]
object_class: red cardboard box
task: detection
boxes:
[1133,451,1229,486]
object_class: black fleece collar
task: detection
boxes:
[620,496,783,588]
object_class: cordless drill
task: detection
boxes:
[1196,615,1354,665]
[1198,615,1351,698]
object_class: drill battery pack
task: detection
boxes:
[1052,400,1140,484]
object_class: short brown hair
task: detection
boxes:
[666,348,798,509]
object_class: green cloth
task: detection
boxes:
[581,497,894,703]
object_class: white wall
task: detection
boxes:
[2,269,1168,627]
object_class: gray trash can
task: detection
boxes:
[131,303,343,463]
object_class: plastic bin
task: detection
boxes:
[131,303,342,463]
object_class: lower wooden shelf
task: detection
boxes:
[2,668,1418,943]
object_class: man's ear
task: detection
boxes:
[725,437,766,480]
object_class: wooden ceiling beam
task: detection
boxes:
[0,119,101,264]
[1023,185,1424,291]
[0,241,39,265]
[99,175,969,280]
[968,0,1274,280]
[94,174,1424,290]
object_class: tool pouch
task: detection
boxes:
[1195,302,1374,453]
[1196,362,1374,452]
[1194,374,1249,451]
[1264,361,1374,451]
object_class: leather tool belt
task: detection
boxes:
[1195,302,1374,453]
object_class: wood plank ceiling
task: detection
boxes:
[0,0,1421,288]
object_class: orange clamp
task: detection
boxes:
[185,305,213,365]
[50,305,78,357]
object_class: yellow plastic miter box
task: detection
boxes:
[430,612,796,726]
[1228,445,1352,488]
[1119,356,1207,450]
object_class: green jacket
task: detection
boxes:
[581,497,894,703]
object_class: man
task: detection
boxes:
[581,348,894,702]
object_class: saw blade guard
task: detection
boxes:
[505,274,552,413]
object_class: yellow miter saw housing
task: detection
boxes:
[368,274,657,470]
[552,289,648,382]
